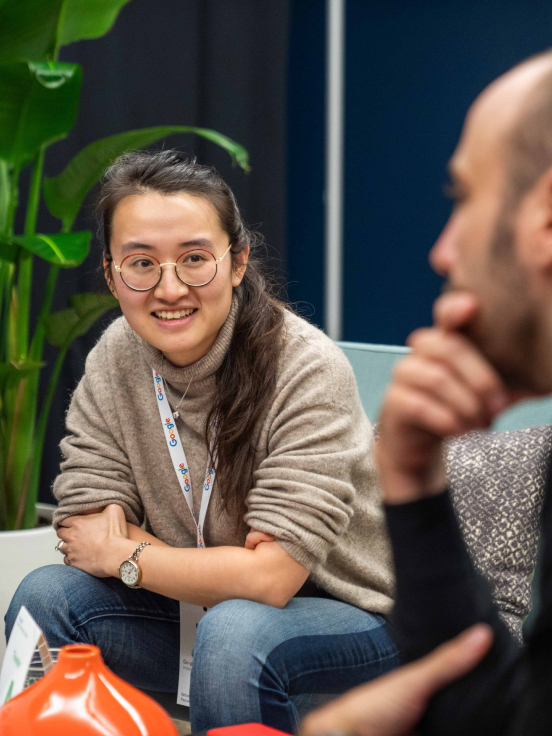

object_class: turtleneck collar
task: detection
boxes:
[124,293,239,391]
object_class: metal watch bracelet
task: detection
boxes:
[129,541,151,560]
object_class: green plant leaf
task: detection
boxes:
[58,0,132,48]
[45,292,119,347]
[0,360,44,391]
[0,237,18,262]
[6,231,91,267]
[0,0,130,63]
[0,0,62,63]
[43,126,250,230]
[0,61,81,167]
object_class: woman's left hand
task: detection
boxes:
[56,504,130,577]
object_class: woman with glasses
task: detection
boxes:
[6,150,397,733]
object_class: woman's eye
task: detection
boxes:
[183,252,206,264]
[131,258,155,269]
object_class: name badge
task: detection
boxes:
[177,602,207,706]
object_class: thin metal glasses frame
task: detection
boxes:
[113,244,232,291]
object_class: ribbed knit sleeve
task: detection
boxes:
[52,335,144,528]
[244,328,372,570]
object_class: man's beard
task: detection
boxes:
[445,214,542,393]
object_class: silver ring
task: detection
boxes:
[55,540,66,554]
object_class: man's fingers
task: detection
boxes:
[384,383,467,438]
[410,624,493,697]
[407,329,508,416]
[392,356,489,428]
[300,625,493,736]
[432,291,479,332]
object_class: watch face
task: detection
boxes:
[119,560,140,587]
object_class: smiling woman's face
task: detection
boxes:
[107,191,248,366]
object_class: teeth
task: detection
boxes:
[155,309,195,320]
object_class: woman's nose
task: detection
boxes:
[153,264,190,299]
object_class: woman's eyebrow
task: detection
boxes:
[179,239,214,249]
[120,241,154,254]
[119,239,215,255]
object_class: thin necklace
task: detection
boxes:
[162,355,194,419]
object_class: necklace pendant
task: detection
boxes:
[173,411,180,419]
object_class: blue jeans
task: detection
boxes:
[5,565,398,733]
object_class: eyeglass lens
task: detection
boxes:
[120,250,217,289]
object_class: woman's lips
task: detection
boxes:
[152,308,198,326]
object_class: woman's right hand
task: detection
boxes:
[245,529,275,550]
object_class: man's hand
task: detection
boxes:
[300,624,493,736]
[377,291,510,504]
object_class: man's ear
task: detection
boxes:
[524,167,552,271]
[231,245,250,287]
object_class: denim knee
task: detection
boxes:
[5,564,82,646]
[195,598,270,664]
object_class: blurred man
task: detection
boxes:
[303,50,552,736]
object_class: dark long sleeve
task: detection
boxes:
[385,491,526,735]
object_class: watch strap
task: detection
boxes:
[129,541,151,561]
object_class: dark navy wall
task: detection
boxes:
[287,0,552,344]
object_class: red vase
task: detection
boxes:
[0,643,179,735]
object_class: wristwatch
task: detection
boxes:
[119,542,151,588]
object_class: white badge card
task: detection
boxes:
[0,606,46,704]
[177,601,207,706]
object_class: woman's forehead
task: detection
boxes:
[111,191,225,245]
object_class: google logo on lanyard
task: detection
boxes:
[164,417,178,447]
[178,462,191,493]
[154,372,163,400]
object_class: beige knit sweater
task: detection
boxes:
[53,297,394,613]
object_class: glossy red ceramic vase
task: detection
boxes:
[0,643,178,735]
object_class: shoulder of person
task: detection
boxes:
[278,308,358,409]
[83,314,139,372]
[79,316,147,404]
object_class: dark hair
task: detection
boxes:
[97,150,285,525]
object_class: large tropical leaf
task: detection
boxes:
[0,61,81,166]
[58,0,133,48]
[45,292,119,347]
[0,0,131,63]
[0,0,62,64]
[3,231,91,267]
[43,126,250,230]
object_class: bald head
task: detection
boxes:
[478,50,552,203]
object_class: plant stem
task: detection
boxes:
[15,149,45,361]
[24,148,44,237]
[30,264,59,361]
[5,163,20,237]
[0,160,9,236]
[31,342,69,517]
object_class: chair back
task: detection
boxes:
[338,340,552,429]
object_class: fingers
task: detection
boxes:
[56,528,70,543]
[432,291,479,332]
[301,625,493,736]
[407,328,508,417]
[244,530,275,550]
[392,356,489,432]
[410,624,493,698]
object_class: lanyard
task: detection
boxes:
[153,370,216,548]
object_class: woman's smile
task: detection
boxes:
[152,307,198,327]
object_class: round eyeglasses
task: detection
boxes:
[113,245,232,291]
